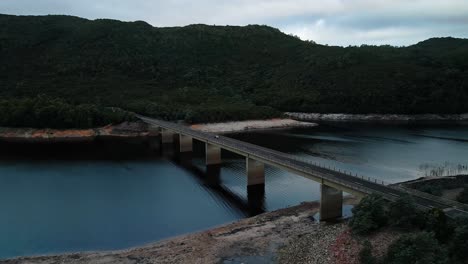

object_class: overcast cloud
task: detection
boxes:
[1,0,467,46]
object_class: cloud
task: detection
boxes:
[0,0,467,46]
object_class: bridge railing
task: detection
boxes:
[267,155,396,196]
[289,155,391,186]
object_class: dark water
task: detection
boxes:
[1,122,467,259]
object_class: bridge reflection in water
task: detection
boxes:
[141,116,468,220]
[160,142,265,217]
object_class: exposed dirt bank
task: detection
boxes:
[2,197,358,264]
[190,118,318,133]
[286,112,468,122]
[0,122,151,143]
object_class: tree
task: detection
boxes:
[422,208,453,243]
[385,232,449,264]
[0,96,135,129]
[456,187,468,204]
[349,194,387,235]
[388,195,422,228]
[359,240,377,264]
[449,217,468,262]
[2,14,468,128]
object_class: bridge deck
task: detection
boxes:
[138,115,468,217]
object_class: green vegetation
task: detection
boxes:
[349,194,387,235]
[0,96,134,128]
[388,195,422,228]
[385,232,448,264]
[1,14,468,127]
[352,195,468,264]
[457,186,468,203]
[417,184,443,196]
[359,241,377,264]
[450,218,468,261]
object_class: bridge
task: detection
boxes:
[138,115,468,220]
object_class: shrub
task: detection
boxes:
[418,184,443,196]
[449,218,468,262]
[388,195,422,229]
[422,208,453,243]
[456,186,468,204]
[385,232,449,264]
[359,240,377,264]
[349,194,387,235]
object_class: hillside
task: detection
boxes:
[1,14,468,126]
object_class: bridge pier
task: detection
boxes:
[246,157,265,187]
[206,143,221,165]
[178,134,193,152]
[320,184,343,221]
[161,128,175,144]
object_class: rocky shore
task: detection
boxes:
[2,197,359,264]
[286,112,468,122]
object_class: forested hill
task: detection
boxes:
[1,14,468,125]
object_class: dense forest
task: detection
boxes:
[0,96,134,128]
[1,14,468,127]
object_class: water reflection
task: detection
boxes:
[171,146,266,217]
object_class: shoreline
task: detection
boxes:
[2,113,468,142]
[0,122,152,143]
[0,118,318,142]
[286,112,468,122]
[2,197,359,264]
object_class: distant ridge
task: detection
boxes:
[1,14,468,123]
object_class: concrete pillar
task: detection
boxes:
[205,143,221,165]
[178,134,193,152]
[246,157,265,186]
[320,184,343,221]
[161,128,174,144]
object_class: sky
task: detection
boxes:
[1,0,467,46]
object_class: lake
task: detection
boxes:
[0,122,467,259]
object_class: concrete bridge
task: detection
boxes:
[138,115,468,220]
